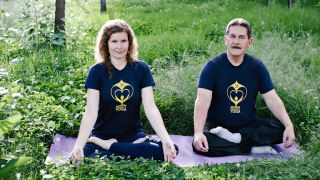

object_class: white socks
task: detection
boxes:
[251,146,278,154]
[209,126,241,143]
[209,126,278,154]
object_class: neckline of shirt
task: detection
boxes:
[224,52,247,69]
[112,62,128,71]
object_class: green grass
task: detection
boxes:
[0,0,319,179]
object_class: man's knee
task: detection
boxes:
[174,144,179,155]
[193,132,240,157]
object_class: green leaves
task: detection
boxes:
[0,156,32,178]
[52,31,66,47]
[0,114,22,137]
[0,0,319,179]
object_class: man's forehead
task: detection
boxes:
[228,26,248,35]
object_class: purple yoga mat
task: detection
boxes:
[45,134,302,167]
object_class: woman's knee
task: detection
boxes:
[83,143,113,158]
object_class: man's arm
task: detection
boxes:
[193,88,212,152]
[262,89,296,147]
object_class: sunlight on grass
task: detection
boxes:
[0,0,319,178]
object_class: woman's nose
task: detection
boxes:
[116,43,122,49]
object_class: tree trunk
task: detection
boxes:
[55,0,65,32]
[262,0,269,6]
[54,0,66,46]
[288,0,293,8]
[100,0,107,14]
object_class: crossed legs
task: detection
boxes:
[193,118,284,156]
[209,126,277,154]
[83,133,178,161]
[87,136,149,150]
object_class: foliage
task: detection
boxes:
[16,0,56,49]
[45,157,185,179]
[0,156,32,178]
[0,95,31,178]
[0,114,22,137]
[0,0,319,178]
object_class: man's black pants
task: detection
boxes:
[193,118,285,157]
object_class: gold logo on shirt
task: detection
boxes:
[227,81,247,113]
[111,80,134,111]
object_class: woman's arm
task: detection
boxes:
[71,89,100,160]
[141,86,176,161]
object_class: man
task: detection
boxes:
[192,18,296,156]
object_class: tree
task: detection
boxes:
[54,0,66,46]
[288,0,293,8]
[262,0,268,6]
[100,0,107,14]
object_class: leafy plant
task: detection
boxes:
[0,0,319,178]
[0,114,32,178]
[0,114,22,137]
[0,156,32,178]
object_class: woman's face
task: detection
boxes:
[108,31,129,61]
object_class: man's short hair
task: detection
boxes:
[225,18,252,38]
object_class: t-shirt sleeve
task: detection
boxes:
[84,64,102,90]
[140,61,155,88]
[258,62,274,94]
[197,61,215,90]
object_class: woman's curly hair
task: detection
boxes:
[95,19,138,78]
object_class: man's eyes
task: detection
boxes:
[229,35,246,39]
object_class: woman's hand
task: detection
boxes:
[70,146,84,162]
[162,140,177,162]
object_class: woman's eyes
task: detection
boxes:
[111,40,128,43]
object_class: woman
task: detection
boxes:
[71,19,178,162]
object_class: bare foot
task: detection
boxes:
[87,136,96,143]
[133,136,149,144]
[88,137,117,150]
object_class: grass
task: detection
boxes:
[0,0,319,179]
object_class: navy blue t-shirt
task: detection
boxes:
[198,52,274,128]
[84,60,155,139]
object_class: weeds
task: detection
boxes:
[0,0,319,178]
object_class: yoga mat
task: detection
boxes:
[45,134,302,167]
[170,135,302,167]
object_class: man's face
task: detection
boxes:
[224,25,252,59]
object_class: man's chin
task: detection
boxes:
[229,51,245,57]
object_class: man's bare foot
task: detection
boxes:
[209,126,241,143]
[88,137,117,150]
[133,136,149,144]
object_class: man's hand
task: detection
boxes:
[193,133,209,152]
[162,140,177,162]
[283,125,295,148]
